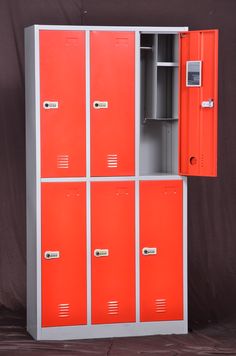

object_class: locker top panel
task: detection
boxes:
[26,25,189,33]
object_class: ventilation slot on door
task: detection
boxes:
[58,303,70,318]
[57,155,69,169]
[107,301,119,315]
[200,154,204,168]
[107,154,118,168]
[155,299,167,313]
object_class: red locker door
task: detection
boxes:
[91,181,135,324]
[41,182,86,327]
[140,180,183,322]
[40,30,86,178]
[90,31,135,177]
[179,30,218,176]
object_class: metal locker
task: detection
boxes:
[91,181,136,324]
[40,30,86,178]
[90,31,135,177]
[41,182,87,327]
[26,24,219,340]
[140,180,183,322]
[179,30,218,176]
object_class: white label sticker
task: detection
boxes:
[43,101,59,109]
[44,251,60,259]
[142,247,157,255]
[94,249,109,257]
[93,101,109,109]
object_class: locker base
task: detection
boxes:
[28,320,188,340]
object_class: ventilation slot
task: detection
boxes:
[107,301,119,315]
[107,154,118,168]
[57,155,69,169]
[200,154,204,168]
[155,299,167,313]
[58,303,70,318]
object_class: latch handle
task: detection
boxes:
[44,251,60,259]
[94,249,109,257]
[201,99,214,108]
[142,247,157,256]
[93,101,108,109]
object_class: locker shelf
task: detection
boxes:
[157,62,179,67]
[144,117,178,122]
[141,46,153,50]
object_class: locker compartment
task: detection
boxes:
[41,182,87,327]
[91,181,135,324]
[40,30,86,178]
[90,31,135,177]
[179,30,218,176]
[140,180,183,322]
[140,34,179,175]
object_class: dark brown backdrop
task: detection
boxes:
[0,0,235,328]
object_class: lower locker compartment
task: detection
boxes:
[91,181,136,324]
[140,180,183,322]
[41,180,183,328]
[41,182,87,327]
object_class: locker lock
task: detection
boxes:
[142,247,157,256]
[44,251,60,259]
[94,249,109,257]
[93,101,108,109]
[43,101,59,109]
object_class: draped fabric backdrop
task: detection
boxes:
[0,0,235,328]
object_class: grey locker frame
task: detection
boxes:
[25,25,188,340]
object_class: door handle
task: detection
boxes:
[142,247,157,255]
[94,249,109,257]
[44,251,60,259]
[201,99,214,108]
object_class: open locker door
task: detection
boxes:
[179,30,218,176]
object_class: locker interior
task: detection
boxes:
[140,34,179,176]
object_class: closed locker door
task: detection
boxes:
[90,31,135,177]
[91,181,135,324]
[40,30,86,178]
[41,182,86,327]
[140,180,183,322]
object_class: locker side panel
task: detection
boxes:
[40,30,86,178]
[91,181,135,324]
[179,30,218,176]
[140,180,183,322]
[90,31,135,177]
[41,182,87,327]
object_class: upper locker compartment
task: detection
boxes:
[179,30,218,176]
[90,31,135,177]
[140,33,179,176]
[40,30,86,178]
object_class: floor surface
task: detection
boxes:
[1,309,236,355]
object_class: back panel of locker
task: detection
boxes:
[40,30,86,178]
[90,31,135,177]
[41,182,87,327]
[140,180,183,322]
[91,181,135,324]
